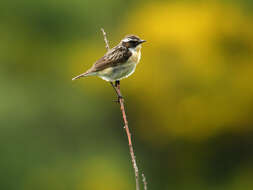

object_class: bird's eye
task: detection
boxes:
[130,41,138,46]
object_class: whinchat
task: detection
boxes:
[72,35,146,100]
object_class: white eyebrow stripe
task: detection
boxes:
[122,38,132,42]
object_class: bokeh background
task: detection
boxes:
[1,0,253,189]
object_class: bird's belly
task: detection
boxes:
[98,48,141,82]
[98,61,137,82]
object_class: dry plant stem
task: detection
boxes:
[101,28,140,190]
[115,82,140,190]
[101,28,110,51]
[142,173,147,190]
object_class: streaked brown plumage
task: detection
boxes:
[72,35,146,82]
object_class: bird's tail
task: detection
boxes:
[72,71,95,81]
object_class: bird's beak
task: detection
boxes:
[139,39,146,44]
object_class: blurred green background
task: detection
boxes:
[1,0,253,189]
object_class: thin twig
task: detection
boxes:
[116,82,140,190]
[101,28,140,190]
[101,28,110,51]
[142,173,147,190]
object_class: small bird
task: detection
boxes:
[72,35,146,100]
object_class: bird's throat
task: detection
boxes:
[129,45,142,63]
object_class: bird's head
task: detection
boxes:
[121,35,146,49]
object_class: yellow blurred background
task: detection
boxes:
[1,0,253,190]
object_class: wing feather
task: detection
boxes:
[89,46,132,72]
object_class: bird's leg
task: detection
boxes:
[115,80,120,88]
[115,80,123,100]
[110,81,123,102]
[110,82,118,96]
